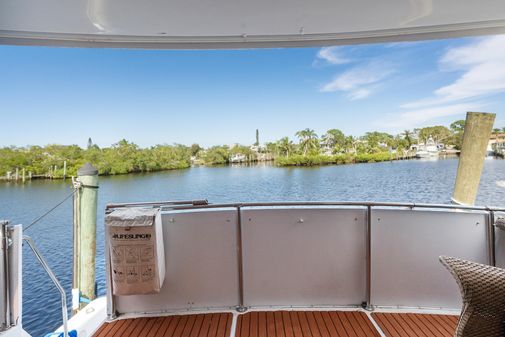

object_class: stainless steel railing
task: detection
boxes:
[23,235,69,337]
[0,221,11,330]
[105,199,505,316]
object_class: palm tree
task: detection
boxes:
[345,135,358,154]
[277,137,294,158]
[402,130,413,148]
[295,129,318,155]
[493,128,501,135]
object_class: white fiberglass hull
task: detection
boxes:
[415,151,439,158]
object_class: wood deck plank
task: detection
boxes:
[216,312,230,337]
[113,319,135,337]
[160,316,178,337]
[93,313,231,337]
[326,311,349,337]
[438,314,459,330]
[141,318,159,336]
[288,312,304,337]
[371,313,458,337]
[428,315,453,335]
[237,314,243,337]
[313,312,330,337]
[401,313,430,337]
[225,314,233,337]
[353,312,380,337]
[305,312,323,337]
[334,312,358,337]
[189,315,206,337]
[383,314,411,337]
[92,311,456,337]
[385,313,408,337]
[181,315,197,337]
[92,320,112,337]
[274,311,286,337]
[258,312,267,337]
[250,312,259,337]
[241,311,251,337]
[172,315,190,337]
[236,311,379,337]
[207,314,221,337]
[104,319,126,337]
[319,312,341,337]
[374,314,398,337]
[126,318,149,337]
[145,317,165,337]
[266,312,276,337]
[409,314,445,337]
[389,314,422,337]
[199,314,213,337]
[297,312,314,337]
[281,312,294,337]
[344,312,367,337]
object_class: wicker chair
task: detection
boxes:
[439,256,505,337]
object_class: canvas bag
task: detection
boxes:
[106,207,165,295]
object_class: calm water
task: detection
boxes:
[1,158,504,336]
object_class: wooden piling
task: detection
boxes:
[22,168,25,183]
[63,161,67,180]
[15,168,19,181]
[75,163,99,308]
[452,112,496,205]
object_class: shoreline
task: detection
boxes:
[0,153,418,182]
[1,153,484,183]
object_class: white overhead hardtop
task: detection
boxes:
[1,0,505,49]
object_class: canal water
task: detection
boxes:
[1,157,504,336]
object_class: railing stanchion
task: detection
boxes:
[365,205,372,310]
[1,221,11,329]
[487,210,496,266]
[23,235,68,337]
[236,206,246,312]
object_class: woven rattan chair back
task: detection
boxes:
[440,256,505,337]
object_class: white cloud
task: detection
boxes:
[320,60,394,100]
[348,89,371,100]
[376,102,483,130]
[316,47,350,65]
[402,35,505,109]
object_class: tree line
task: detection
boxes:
[1,119,503,178]
[0,140,193,178]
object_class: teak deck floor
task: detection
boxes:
[236,311,380,337]
[93,313,232,337]
[93,311,459,337]
[372,312,458,337]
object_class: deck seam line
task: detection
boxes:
[229,312,239,337]
[365,312,387,337]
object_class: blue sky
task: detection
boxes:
[1,35,505,148]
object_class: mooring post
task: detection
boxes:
[15,168,19,181]
[22,168,25,183]
[452,112,496,205]
[76,163,98,308]
[28,171,32,180]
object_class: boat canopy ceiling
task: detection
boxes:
[2,0,505,49]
